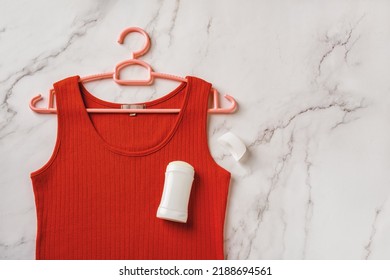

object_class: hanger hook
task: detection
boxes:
[117,27,151,59]
[208,89,238,114]
[29,94,57,114]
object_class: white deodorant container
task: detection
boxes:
[156,161,195,223]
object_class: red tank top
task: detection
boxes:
[30,76,231,260]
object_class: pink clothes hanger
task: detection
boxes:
[30,27,238,114]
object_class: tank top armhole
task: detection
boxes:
[30,87,63,179]
[30,118,62,178]
[201,87,231,178]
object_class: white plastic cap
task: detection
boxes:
[218,131,247,161]
[166,161,194,175]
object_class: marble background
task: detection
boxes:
[1,0,389,259]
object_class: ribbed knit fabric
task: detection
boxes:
[30,76,231,260]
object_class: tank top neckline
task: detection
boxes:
[73,75,192,157]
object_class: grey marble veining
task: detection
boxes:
[0,0,389,259]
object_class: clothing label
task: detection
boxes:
[121,104,146,116]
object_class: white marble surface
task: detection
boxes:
[1,0,390,259]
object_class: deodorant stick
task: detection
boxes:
[157,161,195,223]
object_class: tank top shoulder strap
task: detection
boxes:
[179,76,212,145]
[52,75,89,136]
[53,76,86,114]
[185,76,212,122]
